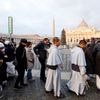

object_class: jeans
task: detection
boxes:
[27,69,32,79]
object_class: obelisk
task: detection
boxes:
[52,18,55,38]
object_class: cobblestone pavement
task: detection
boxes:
[1,70,100,100]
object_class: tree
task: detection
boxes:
[61,29,66,45]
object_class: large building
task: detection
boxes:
[13,34,43,44]
[62,20,100,47]
[0,33,51,44]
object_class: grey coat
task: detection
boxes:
[26,48,34,69]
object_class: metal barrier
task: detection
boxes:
[59,48,71,72]
[33,48,71,72]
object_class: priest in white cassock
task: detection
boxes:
[67,40,88,96]
[45,37,64,98]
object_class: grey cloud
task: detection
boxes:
[0,0,100,36]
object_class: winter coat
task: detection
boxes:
[26,47,34,69]
[15,44,27,70]
[33,42,47,61]
[0,51,7,83]
[83,47,94,74]
[93,42,100,76]
[5,44,15,62]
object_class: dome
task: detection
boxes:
[78,20,88,27]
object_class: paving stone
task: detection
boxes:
[1,73,99,100]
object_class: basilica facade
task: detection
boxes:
[63,20,100,47]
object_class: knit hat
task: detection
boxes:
[5,40,10,45]
[20,39,27,44]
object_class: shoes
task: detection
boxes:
[28,79,35,82]
[97,88,100,91]
[20,83,28,87]
[27,77,33,80]
[14,85,23,89]
[56,93,65,98]
[2,80,7,88]
[45,89,54,94]
[0,94,4,99]
[79,92,86,96]
[40,78,46,83]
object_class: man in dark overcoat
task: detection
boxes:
[14,39,27,89]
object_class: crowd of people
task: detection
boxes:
[67,39,100,96]
[0,38,16,98]
[0,37,100,99]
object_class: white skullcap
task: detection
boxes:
[5,40,10,45]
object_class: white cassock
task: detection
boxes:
[67,46,87,95]
[45,45,63,97]
[96,75,100,89]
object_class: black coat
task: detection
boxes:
[5,45,15,62]
[94,51,100,76]
[15,44,27,70]
[83,47,94,74]
[33,42,47,61]
[0,51,7,83]
[93,42,100,76]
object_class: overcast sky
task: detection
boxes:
[0,0,100,36]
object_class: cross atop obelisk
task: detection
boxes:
[52,18,55,38]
